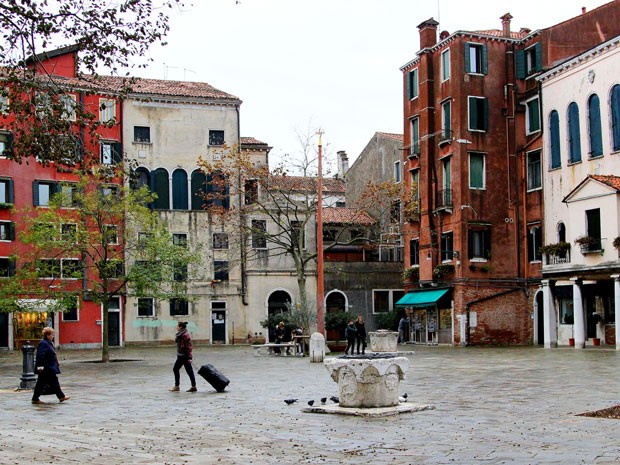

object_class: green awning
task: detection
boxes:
[395,288,450,308]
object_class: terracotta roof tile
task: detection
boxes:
[323,207,375,225]
[471,29,529,39]
[240,137,268,146]
[591,174,620,191]
[376,132,404,142]
[270,175,345,194]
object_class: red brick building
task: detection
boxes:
[399,1,620,345]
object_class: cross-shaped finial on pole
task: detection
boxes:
[316,128,324,146]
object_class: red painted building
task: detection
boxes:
[0,46,123,349]
[399,1,620,345]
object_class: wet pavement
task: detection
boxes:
[1,344,619,464]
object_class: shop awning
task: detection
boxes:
[395,288,450,308]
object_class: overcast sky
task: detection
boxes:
[136,0,610,171]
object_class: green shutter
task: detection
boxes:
[534,42,542,71]
[8,222,15,241]
[112,142,122,164]
[481,44,488,75]
[515,49,526,79]
[152,168,170,210]
[484,229,491,259]
[464,43,471,73]
[469,97,476,130]
[483,98,489,131]
[33,181,39,206]
[407,71,412,99]
[7,179,13,204]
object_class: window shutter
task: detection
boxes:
[534,43,542,71]
[588,95,603,156]
[152,168,170,210]
[550,111,561,168]
[191,171,206,210]
[464,44,471,73]
[515,50,526,79]
[7,179,14,204]
[469,97,476,130]
[468,229,474,259]
[481,44,488,75]
[483,98,489,131]
[8,222,15,240]
[568,102,581,162]
[223,179,230,210]
[483,228,491,259]
[33,181,39,206]
[407,72,412,99]
[8,257,15,276]
[172,169,188,210]
[112,142,122,164]
[612,86,620,151]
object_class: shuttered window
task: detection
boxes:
[465,43,487,74]
[468,227,491,260]
[0,178,14,205]
[568,102,582,163]
[191,171,207,211]
[172,169,188,210]
[151,168,169,210]
[468,97,488,131]
[549,110,561,168]
[612,85,620,151]
[588,94,603,157]
[407,69,418,100]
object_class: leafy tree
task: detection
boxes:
[0,0,184,166]
[0,170,201,362]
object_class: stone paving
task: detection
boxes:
[1,344,620,464]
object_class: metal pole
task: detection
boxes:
[316,130,325,335]
[19,341,37,390]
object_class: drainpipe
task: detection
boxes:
[236,104,248,306]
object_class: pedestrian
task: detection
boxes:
[354,315,367,355]
[31,327,70,404]
[170,321,197,392]
[344,319,357,355]
[274,321,287,355]
[292,326,304,356]
[398,315,409,343]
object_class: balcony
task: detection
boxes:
[575,236,603,255]
[438,129,452,147]
[408,143,420,159]
[435,189,452,210]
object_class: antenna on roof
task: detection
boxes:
[437,0,441,28]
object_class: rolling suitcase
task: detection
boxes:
[198,363,230,392]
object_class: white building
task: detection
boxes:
[538,34,620,349]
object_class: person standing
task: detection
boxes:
[31,327,70,404]
[354,315,367,355]
[344,319,357,355]
[170,321,197,392]
[273,321,287,355]
[398,315,409,343]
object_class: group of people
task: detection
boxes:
[344,315,367,355]
[273,321,305,355]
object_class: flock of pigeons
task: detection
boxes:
[284,393,408,406]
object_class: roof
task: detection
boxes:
[322,207,375,225]
[471,29,529,40]
[563,174,620,203]
[240,137,269,146]
[270,175,346,194]
[376,132,404,142]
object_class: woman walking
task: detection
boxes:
[355,315,367,355]
[31,327,70,404]
[170,321,197,392]
[344,319,357,355]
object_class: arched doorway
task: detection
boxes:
[325,290,347,341]
[267,290,292,342]
[535,290,544,345]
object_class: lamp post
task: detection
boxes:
[316,130,325,335]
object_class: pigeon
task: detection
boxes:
[399,396,407,403]
[307,400,315,406]
[320,397,327,405]
[402,393,408,399]
[284,398,298,405]
[330,396,339,404]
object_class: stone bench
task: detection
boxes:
[252,343,295,356]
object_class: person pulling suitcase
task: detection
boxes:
[169,321,197,392]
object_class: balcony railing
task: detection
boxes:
[438,129,452,146]
[436,189,452,209]
[543,250,571,265]
[408,143,420,158]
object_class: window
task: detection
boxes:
[441,100,451,141]
[438,157,452,208]
[588,94,603,157]
[213,233,229,249]
[191,171,207,211]
[586,208,601,250]
[557,222,566,243]
[568,102,582,163]
[527,151,542,191]
[0,178,13,205]
[291,221,305,250]
[611,85,620,151]
[469,152,485,189]
[33,181,57,207]
[138,232,153,249]
[170,298,189,316]
[62,296,78,321]
[103,260,124,279]
[206,171,229,210]
[0,221,14,241]
[559,295,574,325]
[172,169,188,210]
[394,161,401,183]
[441,49,450,81]
[527,225,542,262]
[0,257,16,277]
[465,42,487,74]
[441,231,453,261]
[549,110,561,169]
[390,200,401,224]
[469,227,491,260]
[372,289,404,313]
[410,238,419,266]
[173,233,187,248]
[0,92,9,114]
[99,185,120,204]
[138,298,155,317]
[245,179,258,205]
[214,260,229,281]
[152,168,170,210]
[517,43,542,78]
[101,141,122,165]
[252,220,267,249]
[209,130,225,146]
[172,234,188,281]
[100,98,116,123]
[410,117,420,156]
[60,223,77,242]
[525,97,540,134]
[323,228,337,242]
[0,133,13,157]
[59,183,79,208]
[468,97,488,131]
[37,259,60,278]
[407,68,418,100]
[60,94,76,121]
[103,225,118,245]
[61,259,82,279]
[134,126,151,143]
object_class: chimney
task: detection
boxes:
[582,7,587,14]
[500,13,513,38]
[337,150,349,178]
[417,18,439,49]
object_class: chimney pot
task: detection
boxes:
[500,13,513,38]
[417,18,439,49]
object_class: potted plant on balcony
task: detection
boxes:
[575,235,600,253]
[539,241,571,257]
[402,266,419,283]
[433,263,455,279]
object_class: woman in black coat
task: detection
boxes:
[32,327,70,404]
[355,315,367,355]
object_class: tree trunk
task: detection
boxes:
[101,296,110,363]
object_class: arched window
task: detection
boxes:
[567,102,581,163]
[549,110,561,169]
[131,167,150,191]
[151,168,169,210]
[611,84,620,151]
[588,94,603,157]
[325,291,347,314]
[191,170,207,211]
[267,290,292,316]
[207,170,229,210]
[172,169,188,210]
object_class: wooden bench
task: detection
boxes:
[253,342,295,356]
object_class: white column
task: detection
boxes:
[571,278,585,349]
[541,280,557,348]
[612,274,620,351]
